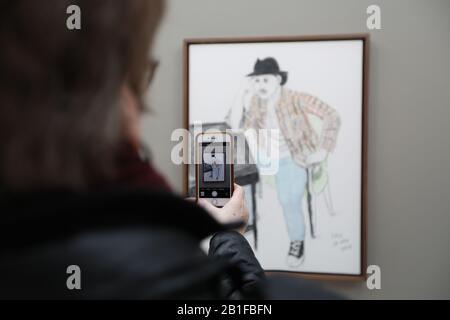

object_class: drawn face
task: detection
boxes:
[251,74,281,100]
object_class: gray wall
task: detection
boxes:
[141,0,450,299]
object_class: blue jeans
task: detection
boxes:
[275,157,307,241]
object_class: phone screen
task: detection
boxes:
[198,141,232,200]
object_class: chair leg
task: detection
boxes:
[306,169,315,239]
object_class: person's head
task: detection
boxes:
[0,0,165,190]
[247,57,288,100]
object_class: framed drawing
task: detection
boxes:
[183,35,369,280]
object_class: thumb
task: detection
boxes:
[198,198,219,212]
[224,184,244,209]
[197,199,223,223]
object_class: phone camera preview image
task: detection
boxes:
[202,149,225,182]
[198,142,231,200]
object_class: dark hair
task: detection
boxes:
[0,0,165,190]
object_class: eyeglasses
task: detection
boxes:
[135,58,159,112]
[145,58,159,89]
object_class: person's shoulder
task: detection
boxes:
[283,88,312,101]
[279,88,304,109]
[0,225,214,299]
[0,189,226,299]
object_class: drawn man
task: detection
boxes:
[229,57,341,267]
[211,152,219,180]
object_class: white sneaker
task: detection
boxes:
[286,241,305,267]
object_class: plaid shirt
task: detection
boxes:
[242,88,341,167]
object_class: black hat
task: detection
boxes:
[246,57,288,86]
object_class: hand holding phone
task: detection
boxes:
[197,184,248,235]
[196,132,234,207]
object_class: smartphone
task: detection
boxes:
[196,132,234,207]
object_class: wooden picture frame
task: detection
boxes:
[183,34,369,280]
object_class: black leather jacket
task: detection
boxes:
[0,189,336,299]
